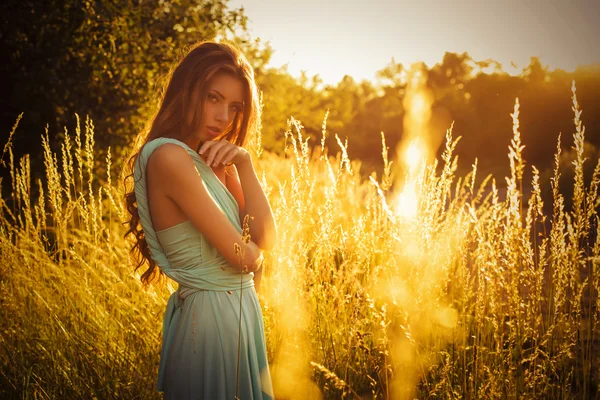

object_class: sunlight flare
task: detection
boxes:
[403,140,425,172]
[393,64,434,220]
[394,177,419,219]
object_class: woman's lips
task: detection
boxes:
[207,126,221,137]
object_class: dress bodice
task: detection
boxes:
[134,137,254,291]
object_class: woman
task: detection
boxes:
[124,41,276,399]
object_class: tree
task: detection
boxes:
[256,66,326,153]
[1,0,248,179]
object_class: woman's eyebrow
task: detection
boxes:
[210,89,225,99]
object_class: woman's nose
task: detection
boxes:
[215,105,229,122]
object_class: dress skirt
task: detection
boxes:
[161,287,273,400]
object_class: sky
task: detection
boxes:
[228,0,600,84]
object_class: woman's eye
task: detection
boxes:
[208,94,218,103]
[230,105,242,113]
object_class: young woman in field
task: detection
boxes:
[124,41,276,399]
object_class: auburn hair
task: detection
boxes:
[123,41,260,285]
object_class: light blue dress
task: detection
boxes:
[134,137,273,399]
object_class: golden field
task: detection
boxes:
[1,83,599,399]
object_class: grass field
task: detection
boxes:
[1,83,599,399]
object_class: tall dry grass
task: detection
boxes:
[1,82,599,399]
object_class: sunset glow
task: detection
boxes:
[392,61,436,219]
[394,139,426,219]
[404,141,423,171]
[395,179,420,219]
[230,0,599,84]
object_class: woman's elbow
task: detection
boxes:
[257,224,277,251]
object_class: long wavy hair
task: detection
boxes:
[123,41,260,285]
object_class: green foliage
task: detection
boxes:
[257,67,328,153]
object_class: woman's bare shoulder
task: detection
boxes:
[147,143,192,172]
[146,143,200,195]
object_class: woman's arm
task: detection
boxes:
[225,162,276,251]
[200,140,277,251]
[147,144,262,271]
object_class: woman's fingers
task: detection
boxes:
[198,140,217,156]
[199,140,248,167]
[212,146,237,166]
[201,141,228,165]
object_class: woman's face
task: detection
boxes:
[195,72,245,144]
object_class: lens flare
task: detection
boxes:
[395,178,419,219]
[403,140,424,171]
[392,63,433,220]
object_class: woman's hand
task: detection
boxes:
[199,140,250,168]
